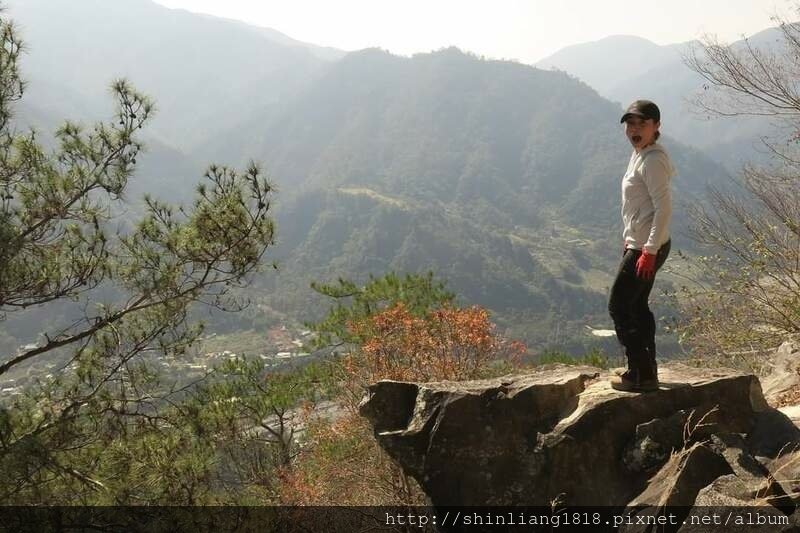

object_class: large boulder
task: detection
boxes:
[359,361,799,513]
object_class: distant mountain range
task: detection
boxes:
[6,0,340,151]
[2,0,766,355]
[232,46,726,354]
[537,35,688,98]
[537,30,785,170]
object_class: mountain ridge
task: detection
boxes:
[5,0,335,151]
[537,27,788,169]
[5,2,734,353]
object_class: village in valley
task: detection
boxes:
[0,324,319,398]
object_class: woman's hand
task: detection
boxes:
[635,251,656,280]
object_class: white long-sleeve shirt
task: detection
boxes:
[621,142,675,254]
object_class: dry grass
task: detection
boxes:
[774,385,800,408]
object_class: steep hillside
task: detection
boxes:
[7,4,734,353]
[202,47,730,353]
[5,0,338,151]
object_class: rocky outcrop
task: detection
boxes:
[359,360,800,520]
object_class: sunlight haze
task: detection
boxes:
[152,0,787,63]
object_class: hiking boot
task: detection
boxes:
[610,369,659,392]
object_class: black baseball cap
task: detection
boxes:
[620,100,660,123]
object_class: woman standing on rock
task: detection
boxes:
[609,100,674,392]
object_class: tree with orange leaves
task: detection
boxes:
[338,301,525,411]
[282,290,527,506]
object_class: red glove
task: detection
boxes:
[635,250,656,280]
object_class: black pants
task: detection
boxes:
[607,239,671,378]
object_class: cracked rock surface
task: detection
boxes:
[359,360,800,517]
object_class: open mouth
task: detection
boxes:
[632,135,642,143]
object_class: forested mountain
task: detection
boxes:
[536,36,684,98]
[4,0,733,354]
[537,30,785,170]
[3,2,798,507]
[209,46,729,352]
[5,0,340,151]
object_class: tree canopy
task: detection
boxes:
[674,7,800,367]
[0,10,277,501]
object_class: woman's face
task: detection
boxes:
[624,116,659,151]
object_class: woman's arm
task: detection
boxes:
[641,152,673,254]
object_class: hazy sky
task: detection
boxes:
[152,0,790,63]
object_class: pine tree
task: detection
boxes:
[305,271,455,351]
[0,10,276,501]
